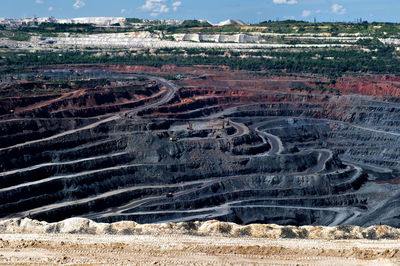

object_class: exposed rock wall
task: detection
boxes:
[27,33,352,49]
[173,33,264,43]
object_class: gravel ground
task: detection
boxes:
[0,233,399,265]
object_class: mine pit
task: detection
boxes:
[0,66,399,229]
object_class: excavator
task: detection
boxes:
[221,117,231,129]
[214,118,226,139]
[168,132,176,142]
[187,121,194,131]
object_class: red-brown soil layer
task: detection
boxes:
[40,64,400,97]
[1,64,385,119]
[0,77,164,118]
[101,65,400,97]
[2,64,399,120]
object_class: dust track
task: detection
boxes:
[0,231,399,265]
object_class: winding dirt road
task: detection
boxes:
[250,121,284,155]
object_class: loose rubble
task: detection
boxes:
[1,218,400,240]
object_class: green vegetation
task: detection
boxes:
[0,22,132,37]
[0,30,31,41]
[126,18,143,24]
[164,74,181,80]
[147,20,213,33]
[181,20,212,28]
[253,20,400,37]
[151,20,400,37]
[0,42,398,77]
[356,37,385,48]
[1,20,399,38]
[22,22,96,33]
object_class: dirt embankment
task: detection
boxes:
[0,218,400,265]
[336,75,400,97]
[1,218,400,241]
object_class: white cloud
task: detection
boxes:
[35,0,44,4]
[73,0,85,9]
[141,0,169,16]
[257,11,263,15]
[172,1,182,11]
[283,15,295,19]
[273,0,298,5]
[48,6,53,11]
[302,10,312,17]
[121,8,127,14]
[332,3,346,15]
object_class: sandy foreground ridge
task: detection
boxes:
[0,218,399,265]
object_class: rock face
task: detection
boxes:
[21,32,352,50]
[1,217,400,240]
[174,33,264,43]
[0,67,400,227]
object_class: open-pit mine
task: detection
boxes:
[1,17,400,264]
[1,64,400,228]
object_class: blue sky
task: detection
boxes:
[0,0,399,23]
